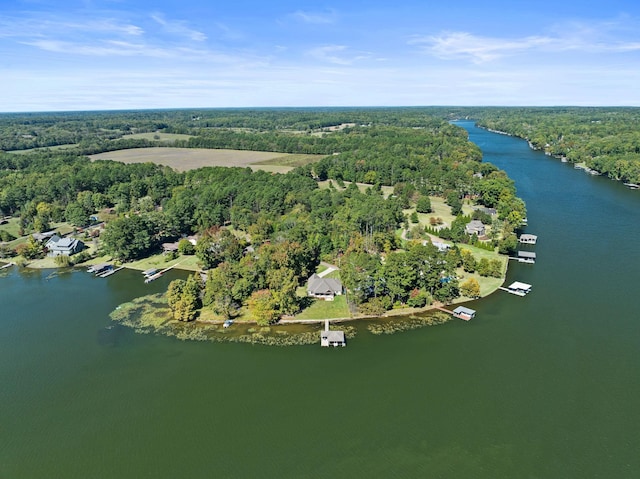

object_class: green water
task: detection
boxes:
[1,122,639,478]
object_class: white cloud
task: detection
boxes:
[150,13,207,42]
[307,45,370,65]
[410,32,552,63]
[291,9,337,25]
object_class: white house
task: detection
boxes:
[45,236,85,257]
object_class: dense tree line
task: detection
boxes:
[460,107,640,184]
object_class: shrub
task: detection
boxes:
[54,255,72,267]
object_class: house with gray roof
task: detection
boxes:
[307,274,343,301]
[465,220,486,236]
[45,236,85,257]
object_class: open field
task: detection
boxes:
[121,132,194,142]
[90,147,324,173]
[7,144,79,154]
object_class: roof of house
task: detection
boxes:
[32,231,57,241]
[308,273,343,295]
[465,220,486,233]
[162,242,179,251]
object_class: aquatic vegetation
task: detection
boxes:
[366,312,452,335]
[110,293,357,346]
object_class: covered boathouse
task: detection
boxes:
[517,251,537,263]
[452,306,476,321]
[321,320,346,347]
[518,234,538,244]
[502,281,532,296]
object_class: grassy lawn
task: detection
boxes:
[126,253,202,272]
[295,295,350,320]
[0,218,21,239]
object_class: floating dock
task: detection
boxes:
[500,281,532,296]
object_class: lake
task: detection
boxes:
[1,121,639,478]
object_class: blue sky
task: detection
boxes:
[2,0,640,111]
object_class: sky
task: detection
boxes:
[2,0,640,112]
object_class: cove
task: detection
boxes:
[1,121,639,478]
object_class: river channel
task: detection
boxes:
[1,121,639,478]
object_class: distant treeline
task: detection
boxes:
[457,107,640,184]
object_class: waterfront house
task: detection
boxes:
[45,236,85,257]
[465,220,486,236]
[162,242,179,254]
[307,274,343,301]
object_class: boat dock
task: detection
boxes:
[518,234,538,245]
[144,263,182,283]
[87,263,112,275]
[510,251,536,264]
[320,319,346,347]
[500,281,532,296]
[435,305,476,320]
[98,266,124,278]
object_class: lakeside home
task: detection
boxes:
[45,236,85,257]
[307,274,343,301]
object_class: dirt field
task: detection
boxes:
[89,147,322,173]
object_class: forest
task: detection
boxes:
[0,108,528,321]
